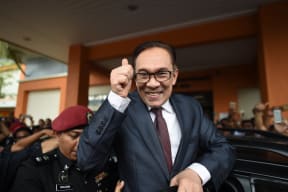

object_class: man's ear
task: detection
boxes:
[172,69,179,86]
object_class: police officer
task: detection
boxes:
[10,105,119,192]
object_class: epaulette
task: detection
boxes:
[33,150,58,165]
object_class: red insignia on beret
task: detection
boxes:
[52,105,93,132]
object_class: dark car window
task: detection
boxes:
[253,179,288,192]
[236,147,288,164]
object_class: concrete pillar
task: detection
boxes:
[258,1,288,112]
[65,44,89,108]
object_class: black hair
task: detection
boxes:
[131,41,177,68]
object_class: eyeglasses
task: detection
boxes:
[134,71,172,83]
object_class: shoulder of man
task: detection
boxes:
[31,148,58,166]
[128,91,141,101]
[170,93,201,106]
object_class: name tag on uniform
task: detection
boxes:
[56,184,73,191]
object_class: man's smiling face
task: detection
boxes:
[135,47,178,108]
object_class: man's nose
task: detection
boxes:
[146,75,160,86]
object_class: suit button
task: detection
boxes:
[96,126,103,134]
[99,120,105,126]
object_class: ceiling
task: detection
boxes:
[0,0,280,71]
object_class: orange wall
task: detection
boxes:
[87,14,257,61]
[89,65,110,85]
[175,64,258,115]
[65,45,90,108]
[258,1,288,118]
[15,76,67,118]
[15,68,110,117]
[212,64,258,114]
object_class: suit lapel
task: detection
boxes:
[170,95,191,173]
[128,93,170,177]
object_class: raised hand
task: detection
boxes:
[110,58,134,97]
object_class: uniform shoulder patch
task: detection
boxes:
[34,150,58,165]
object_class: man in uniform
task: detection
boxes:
[10,105,119,192]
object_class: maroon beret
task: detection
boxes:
[10,122,30,133]
[52,105,93,132]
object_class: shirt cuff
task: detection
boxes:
[188,163,211,185]
[107,91,131,113]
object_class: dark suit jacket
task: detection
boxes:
[78,92,235,192]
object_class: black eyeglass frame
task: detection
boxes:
[134,70,174,83]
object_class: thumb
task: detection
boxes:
[169,176,178,187]
[122,58,129,66]
[121,57,134,80]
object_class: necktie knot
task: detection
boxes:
[151,107,162,117]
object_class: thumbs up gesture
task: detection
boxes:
[110,58,134,97]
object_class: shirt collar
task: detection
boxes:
[57,149,75,168]
[162,100,174,114]
[148,100,173,114]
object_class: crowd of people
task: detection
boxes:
[0,41,287,192]
[215,102,288,137]
[0,113,57,191]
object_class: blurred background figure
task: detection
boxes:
[240,119,254,129]
[44,118,52,129]
[32,118,46,133]
[253,102,288,136]
[38,118,46,129]
[10,122,33,142]
[18,114,34,129]
[0,121,11,152]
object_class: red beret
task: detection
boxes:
[52,105,93,132]
[10,122,28,133]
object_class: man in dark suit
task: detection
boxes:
[77,41,235,192]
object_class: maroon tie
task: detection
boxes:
[151,108,172,172]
